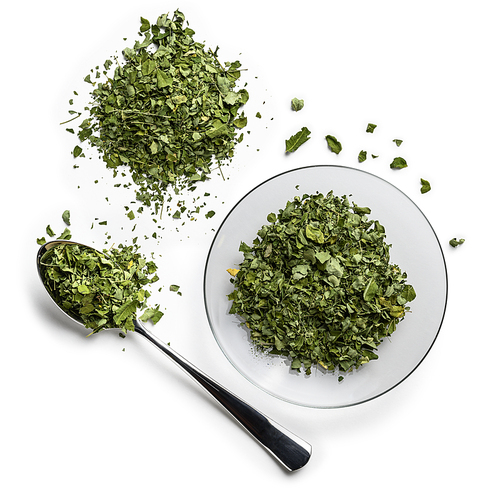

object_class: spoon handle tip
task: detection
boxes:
[133,320,312,471]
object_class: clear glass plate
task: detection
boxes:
[203,165,447,408]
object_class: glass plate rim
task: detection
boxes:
[203,164,448,408]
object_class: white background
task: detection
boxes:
[1,0,498,498]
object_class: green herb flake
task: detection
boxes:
[390,157,408,169]
[169,284,182,296]
[40,242,162,335]
[291,98,304,111]
[72,145,83,158]
[358,150,367,163]
[58,228,72,240]
[325,135,342,154]
[420,178,431,194]
[393,139,403,147]
[227,191,415,376]
[449,238,465,247]
[285,127,311,153]
[366,123,377,133]
[62,210,71,226]
[234,116,248,129]
[139,305,164,324]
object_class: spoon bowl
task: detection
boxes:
[36,240,312,472]
[37,240,97,326]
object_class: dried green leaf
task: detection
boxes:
[449,237,465,247]
[420,178,431,194]
[72,145,83,158]
[141,58,156,76]
[285,127,311,153]
[62,210,71,226]
[390,157,408,169]
[155,69,172,88]
[233,116,248,129]
[363,277,378,301]
[114,300,139,324]
[140,306,164,324]
[139,17,151,32]
[325,135,342,154]
[291,98,304,111]
[206,120,229,138]
[58,228,72,240]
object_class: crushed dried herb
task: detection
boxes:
[420,178,431,194]
[62,210,71,226]
[390,157,408,169]
[325,135,342,154]
[449,237,465,247]
[227,191,416,375]
[291,98,304,111]
[69,10,249,220]
[40,242,163,335]
[285,127,311,153]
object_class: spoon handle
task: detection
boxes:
[133,320,312,471]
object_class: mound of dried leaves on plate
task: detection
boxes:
[228,191,416,376]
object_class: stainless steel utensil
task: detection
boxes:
[36,240,312,471]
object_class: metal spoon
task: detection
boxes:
[36,240,312,471]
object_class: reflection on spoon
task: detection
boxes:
[36,240,312,472]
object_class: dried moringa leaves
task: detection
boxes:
[449,237,465,247]
[325,135,342,154]
[72,10,249,219]
[291,98,304,111]
[390,157,408,169]
[62,210,71,226]
[358,150,367,163]
[285,127,311,153]
[420,178,431,194]
[228,191,416,375]
[40,242,163,335]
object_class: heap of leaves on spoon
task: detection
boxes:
[36,239,311,472]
